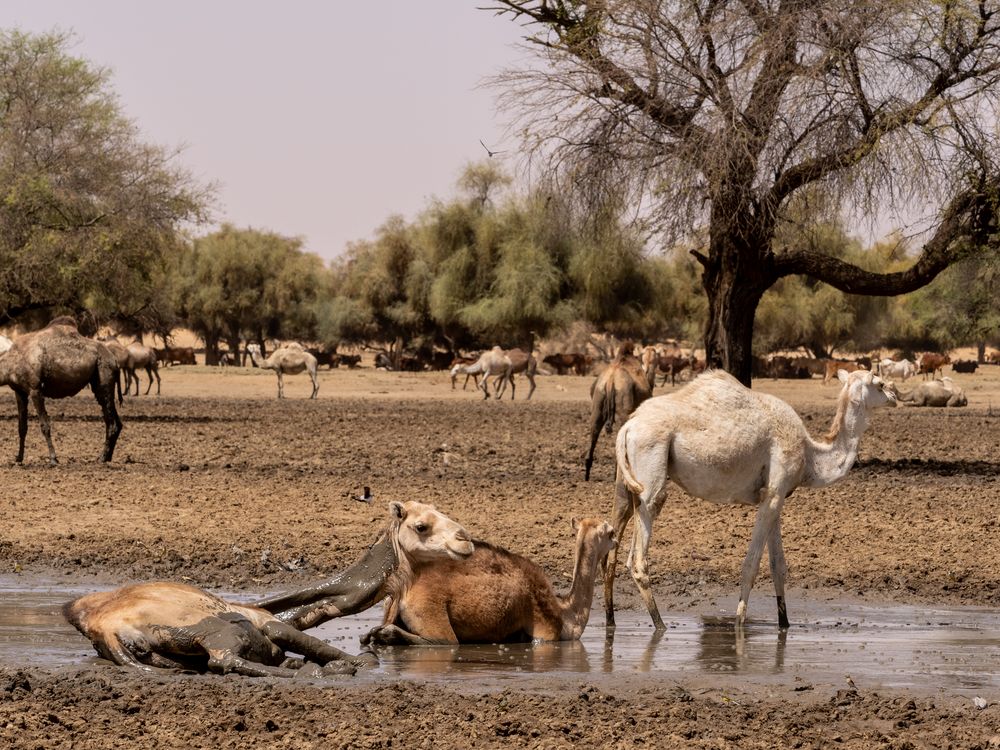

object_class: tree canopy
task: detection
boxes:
[0,30,211,330]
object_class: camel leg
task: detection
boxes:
[767,518,790,630]
[96,385,122,463]
[261,620,373,671]
[525,371,536,400]
[115,369,124,406]
[630,495,666,631]
[151,365,161,396]
[309,367,319,399]
[736,493,785,628]
[30,391,58,465]
[584,390,605,481]
[144,366,154,395]
[604,479,634,627]
[13,390,28,464]
[360,623,455,647]
[480,373,491,400]
[276,371,284,399]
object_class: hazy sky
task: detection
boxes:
[4,2,528,260]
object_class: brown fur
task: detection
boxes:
[585,348,652,480]
[365,518,615,645]
[822,360,865,385]
[918,352,951,379]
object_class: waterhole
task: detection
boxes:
[2,577,997,694]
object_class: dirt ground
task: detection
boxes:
[1,363,999,748]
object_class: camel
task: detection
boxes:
[0,317,122,464]
[450,346,537,400]
[0,335,12,355]
[448,356,481,391]
[585,346,652,480]
[64,500,473,676]
[122,342,161,396]
[247,343,319,399]
[896,377,967,407]
[361,516,615,646]
[607,368,896,632]
[97,337,131,404]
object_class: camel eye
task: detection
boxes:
[414,522,428,533]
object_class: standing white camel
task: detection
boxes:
[607,368,896,632]
[247,343,319,399]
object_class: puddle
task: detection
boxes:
[2,577,998,694]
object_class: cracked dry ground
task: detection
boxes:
[0,367,998,748]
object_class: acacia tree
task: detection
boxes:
[491,0,1000,384]
[0,30,210,326]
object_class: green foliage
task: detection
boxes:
[0,29,210,328]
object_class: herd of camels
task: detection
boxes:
[0,316,927,677]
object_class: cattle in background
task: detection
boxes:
[791,357,830,378]
[306,349,339,369]
[155,347,197,366]
[987,350,1000,364]
[878,358,916,381]
[543,352,591,376]
[822,360,866,385]
[338,354,361,368]
[951,359,979,374]
[767,356,811,379]
[918,352,951,379]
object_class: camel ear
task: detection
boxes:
[390,501,406,521]
[571,516,580,531]
[837,369,849,384]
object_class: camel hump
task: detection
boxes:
[46,315,79,330]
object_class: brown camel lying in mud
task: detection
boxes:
[64,501,473,676]
[585,347,651,481]
[0,317,122,464]
[361,517,615,646]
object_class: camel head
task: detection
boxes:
[837,368,896,409]
[571,517,616,561]
[389,500,473,563]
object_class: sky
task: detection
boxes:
[3,1,528,261]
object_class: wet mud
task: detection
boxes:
[0,367,999,747]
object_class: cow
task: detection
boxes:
[543,352,590,376]
[878,358,916,381]
[155,347,197,366]
[306,349,340,369]
[951,359,979,374]
[918,352,951,379]
[338,354,362,369]
[822,359,866,385]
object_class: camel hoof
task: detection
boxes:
[353,649,379,668]
[736,600,747,627]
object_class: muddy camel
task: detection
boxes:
[0,317,122,464]
[247,342,319,399]
[96,337,130,404]
[124,342,161,396]
[361,516,615,646]
[585,346,651,481]
[64,500,473,676]
[608,369,896,631]
[896,377,967,407]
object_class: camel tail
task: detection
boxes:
[615,421,644,495]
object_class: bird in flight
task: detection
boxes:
[479,139,506,158]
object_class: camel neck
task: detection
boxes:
[557,534,603,640]
[806,400,868,487]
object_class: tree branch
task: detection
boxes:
[773,185,995,295]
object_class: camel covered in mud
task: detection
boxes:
[64,501,473,676]
[0,317,122,464]
[361,517,615,646]
[585,346,651,480]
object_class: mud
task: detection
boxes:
[0,366,999,747]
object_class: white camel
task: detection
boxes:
[607,368,896,632]
[449,346,537,400]
[247,343,319,399]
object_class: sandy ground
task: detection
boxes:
[0,363,999,748]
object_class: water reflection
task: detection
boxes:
[695,617,787,673]
[377,639,592,677]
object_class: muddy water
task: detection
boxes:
[2,577,997,695]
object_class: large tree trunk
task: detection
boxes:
[700,220,773,387]
[204,333,220,366]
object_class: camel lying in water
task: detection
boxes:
[64,501,473,676]
[361,517,615,646]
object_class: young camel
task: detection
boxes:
[585,346,652,481]
[0,317,122,464]
[247,343,319,399]
[124,342,161,396]
[448,356,481,391]
[64,500,473,676]
[607,368,896,632]
[361,516,615,646]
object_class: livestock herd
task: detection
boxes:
[0,315,988,679]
